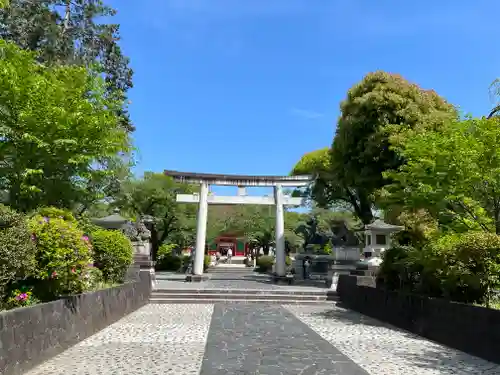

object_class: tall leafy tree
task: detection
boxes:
[382,117,500,234]
[333,71,456,193]
[0,41,130,212]
[294,72,457,224]
[0,0,134,131]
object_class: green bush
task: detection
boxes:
[34,207,77,223]
[91,229,133,283]
[29,214,94,299]
[157,243,177,262]
[0,205,37,304]
[5,287,40,310]
[377,245,414,290]
[256,255,274,273]
[285,256,292,266]
[156,254,183,271]
[379,232,500,305]
[434,232,500,305]
[204,255,211,271]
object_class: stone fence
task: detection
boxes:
[0,270,152,375]
[337,275,500,364]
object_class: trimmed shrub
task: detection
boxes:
[29,214,94,299]
[155,244,182,271]
[204,255,211,271]
[256,255,274,273]
[435,232,500,305]
[0,205,37,304]
[156,254,182,271]
[91,229,134,283]
[379,232,500,305]
[34,207,77,223]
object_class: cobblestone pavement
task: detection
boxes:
[24,304,213,375]
[24,302,500,375]
[285,304,500,375]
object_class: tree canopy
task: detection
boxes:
[293,71,457,225]
[0,40,130,212]
[382,117,500,234]
[0,0,133,131]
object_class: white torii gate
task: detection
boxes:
[165,170,312,281]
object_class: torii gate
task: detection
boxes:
[164,170,312,281]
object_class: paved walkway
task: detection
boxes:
[25,302,500,375]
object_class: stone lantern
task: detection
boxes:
[361,219,403,267]
[92,209,155,287]
[91,208,129,230]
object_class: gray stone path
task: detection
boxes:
[200,304,368,375]
[24,303,500,375]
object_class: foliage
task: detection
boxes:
[382,117,500,234]
[90,229,133,283]
[322,242,333,255]
[115,173,197,258]
[0,0,134,131]
[5,287,39,310]
[379,233,500,305]
[157,243,178,261]
[291,147,331,176]
[0,204,36,303]
[29,214,94,298]
[34,207,77,223]
[204,255,211,271]
[0,41,131,212]
[294,72,456,224]
[333,71,457,193]
[155,243,183,272]
[256,255,274,273]
[155,254,182,272]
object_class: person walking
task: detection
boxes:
[227,247,233,264]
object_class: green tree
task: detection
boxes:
[0,41,131,212]
[0,0,133,131]
[115,173,197,258]
[291,147,368,221]
[382,117,500,234]
[315,71,457,224]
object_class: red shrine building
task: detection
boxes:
[207,232,249,257]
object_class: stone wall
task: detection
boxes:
[337,275,500,364]
[0,271,152,375]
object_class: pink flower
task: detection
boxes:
[81,235,89,242]
[15,293,28,301]
[51,271,58,279]
[71,268,76,273]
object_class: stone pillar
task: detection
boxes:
[274,184,286,276]
[193,181,209,275]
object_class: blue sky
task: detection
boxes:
[108,0,500,187]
